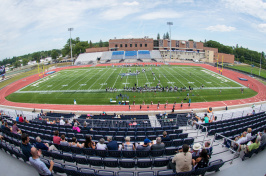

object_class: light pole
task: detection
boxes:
[167,22,173,59]
[68,28,74,65]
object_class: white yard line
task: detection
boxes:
[56,69,91,97]
[76,68,101,91]
[169,67,196,87]
[161,67,184,87]
[88,68,110,90]
[136,67,138,86]
[112,67,124,88]
[100,69,116,89]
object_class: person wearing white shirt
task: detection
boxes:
[59,117,65,126]
[236,132,247,145]
[246,128,252,141]
[96,138,107,150]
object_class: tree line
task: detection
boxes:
[0,38,109,68]
[204,40,265,69]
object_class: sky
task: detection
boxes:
[0,0,266,60]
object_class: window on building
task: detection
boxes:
[125,44,127,47]
[120,44,122,47]
[145,44,147,47]
[140,44,142,47]
[135,44,137,47]
[115,44,117,47]
[130,44,132,47]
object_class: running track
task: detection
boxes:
[0,63,265,112]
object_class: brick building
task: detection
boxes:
[86,38,234,63]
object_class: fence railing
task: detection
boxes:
[212,133,239,164]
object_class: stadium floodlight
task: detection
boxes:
[167,22,173,60]
[68,28,74,65]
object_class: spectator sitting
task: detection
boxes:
[16,115,19,122]
[29,147,54,176]
[60,135,69,146]
[3,122,11,132]
[107,136,118,150]
[204,141,213,153]
[169,144,192,173]
[136,139,151,151]
[53,130,61,145]
[96,138,107,150]
[64,120,71,126]
[21,133,32,161]
[55,118,60,124]
[46,118,55,124]
[69,137,81,148]
[19,115,24,123]
[24,117,30,123]
[122,136,135,150]
[246,128,252,141]
[151,137,165,150]
[35,136,58,151]
[260,128,266,145]
[239,136,261,153]
[83,122,87,128]
[0,135,3,142]
[236,132,248,144]
[191,143,202,159]
[73,122,81,133]
[59,117,65,125]
[12,121,22,134]
[161,131,171,142]
[204,114,209,124]
[192,115,204,128]
[81,135,95,149]
[72,119,80,126]
[193,149,209,169]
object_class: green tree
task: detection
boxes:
[14,60,21,68]
[240,56,245,62]
[22,58,28,66]
[165,32,169,39]
[51,49,59,60]
[157,33,160,40]
[99,40,103,47]
[89,40,93,48]
[163,33,166,39]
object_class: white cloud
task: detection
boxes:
[257,23,266,33]
[123,1,139,6]
[206,25,236,32]
[100,7,140,20]
[139,11,182,20]
[223,0,266,20]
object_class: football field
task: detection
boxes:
[6,65,257,105]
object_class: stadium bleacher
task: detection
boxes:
[125,51,137,59]
[111,51,124,60]
[75,52,103,65]
[1,108,265,176]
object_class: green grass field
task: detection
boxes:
[227,65,266,79]
[6,65,257,105]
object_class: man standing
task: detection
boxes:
[29,147,54,176]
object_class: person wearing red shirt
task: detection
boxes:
[53,130,61,145]
[19,115,24,123]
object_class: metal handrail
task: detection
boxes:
[212,133,239,164]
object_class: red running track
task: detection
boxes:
[0,63,265,112]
